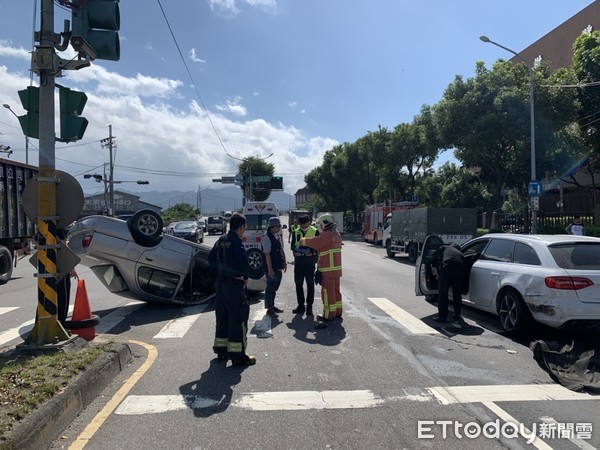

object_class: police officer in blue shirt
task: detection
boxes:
[209,213,256,366]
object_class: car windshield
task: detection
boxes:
[175,222,195,230]
[548,243,600,270]
[246,214,275,231]
[208,217,222,223]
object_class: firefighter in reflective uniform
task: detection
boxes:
[208,213,256,366]
[300,213,343,328]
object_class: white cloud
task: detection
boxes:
[288,101,297,108]
[0,40,31,61]
[215,96,248,117]
[188,48,206,63]
[208,0,239,16]
[0,42,335,196]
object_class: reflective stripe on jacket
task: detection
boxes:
[300,229,342,276]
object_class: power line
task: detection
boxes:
[156,0,239,165]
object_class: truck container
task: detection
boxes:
[383,207,477,263]
[0,158,37,283]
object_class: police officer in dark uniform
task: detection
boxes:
[433,242,464,323]
[208,213,256,366]
[290,215,319,316]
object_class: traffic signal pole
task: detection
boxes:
[26,0,71,345]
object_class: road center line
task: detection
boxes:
[368,297,440,335]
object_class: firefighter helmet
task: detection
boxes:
[317,213,335,230]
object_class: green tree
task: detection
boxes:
[161,203,199,222]
[417,163,490,209]
[434,60,575,226]
[572,29,600,222]
[238,157,275,202]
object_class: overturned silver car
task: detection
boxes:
[68,210,216,305]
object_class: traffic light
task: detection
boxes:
[267,176,283,190]
[71,0,120,61]
[58,86,88,143]
[17,86,40,139]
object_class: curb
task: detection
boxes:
[1,341,133,450]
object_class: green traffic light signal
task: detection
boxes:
[17,86,40,139]
[72,0,120,61]
[58,87,89,143]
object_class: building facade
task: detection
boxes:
[81,190,161,218]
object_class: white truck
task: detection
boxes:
[383,207,477,263]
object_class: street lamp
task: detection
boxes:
[480,36,537,233]
[3,104,29,165]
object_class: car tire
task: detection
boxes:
[247,248,265,280]
[497,288,531,336]
[128,210,163,247]
[0,246,13,284]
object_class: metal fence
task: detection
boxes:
[482,212,593,234]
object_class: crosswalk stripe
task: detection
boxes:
[483,402,552,450]
[368,297,440,335]
[0,307,19,316]
[96,301,145,334]
[429,384,598,404]
[114,382,600,416]
[0,319,35,347]
[115,390,384,415]
[153,304,209,339]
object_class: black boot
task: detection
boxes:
[292,305,305,314]
[305,306,313,316]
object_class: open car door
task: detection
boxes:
[415,234,444,296]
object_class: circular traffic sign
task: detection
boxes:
[22,170,84,228]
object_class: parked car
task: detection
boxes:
[416,233,600,335]
[67,210,215,305]
[207,215,227,235]
[163,221,179,235]
[172,220,204,243]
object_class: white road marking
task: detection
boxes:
[115,390,383,415]
[0,307,18,316]
[249,308,273,338]
[0,305,75,347]
[114,382,600,415]
[483,401,552,450]
[0,318,35,347]
[368,297,440,335]
[233,390,384,410]
[539,416,597,450]
[429,384,599,405]
[153,304,209,339]
[96,301,145,334]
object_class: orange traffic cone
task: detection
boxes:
[70,279,97,341]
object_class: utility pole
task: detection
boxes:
[27,0,71,344]
[101,125,115,216]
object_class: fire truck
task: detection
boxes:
[362,202,417,245]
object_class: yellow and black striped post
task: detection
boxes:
[26,169,70,344]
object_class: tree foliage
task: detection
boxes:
[161,203,199,222]
[238,157,275,202]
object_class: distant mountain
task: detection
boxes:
[126,186,296,214]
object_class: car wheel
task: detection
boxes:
[407,244,418,264]
[497,288,531,335]
[385,240,394,258]
[246,248,264,280]
[128,210,163,246]
[0,246,13,284]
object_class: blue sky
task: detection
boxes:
[0,0,595,199]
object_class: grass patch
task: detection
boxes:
[0,343,113,441]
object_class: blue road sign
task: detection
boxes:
[528,181,542,196]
